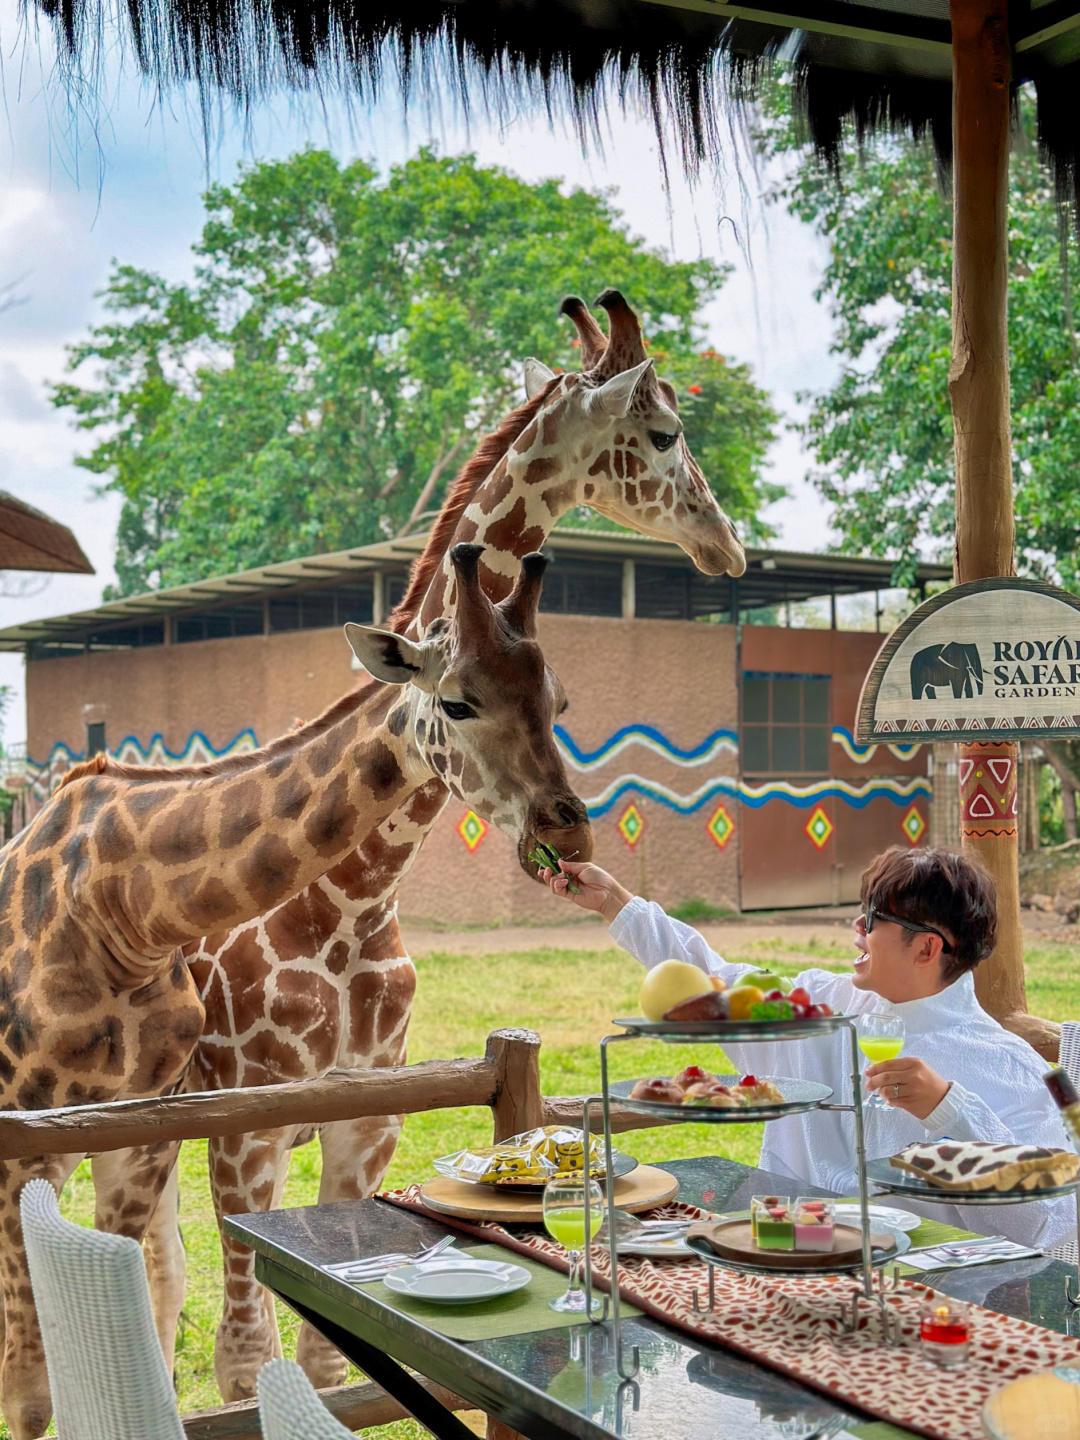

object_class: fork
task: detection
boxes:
[325,1234,456,1280]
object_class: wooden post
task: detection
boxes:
[949,0,1058,1057]
[486,1028,544,1141]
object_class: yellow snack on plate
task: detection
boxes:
[433,1126,600,1185]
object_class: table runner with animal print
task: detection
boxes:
[380,1186,1080,1440]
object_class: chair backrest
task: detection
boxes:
[20,1179,185,1440]
[1060,1021,1080,1087]
[257,1358,355,1440]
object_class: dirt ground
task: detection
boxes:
[401,903,1078,956]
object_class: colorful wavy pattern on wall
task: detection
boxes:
[553,723,929,819]
[25,729,259,798]
[830,726,923,764]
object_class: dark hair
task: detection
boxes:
[859,847,996,984]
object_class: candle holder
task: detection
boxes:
[920,1296,970,1368]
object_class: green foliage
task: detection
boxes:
[54,150,780,596]
[759,85,1080,586]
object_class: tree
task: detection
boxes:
[758,85,1080,589]
[54,149,780,596]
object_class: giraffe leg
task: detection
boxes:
[0,1153,84,1440]
[92,1148,185,1375]
[294,1114,404,1389]
[210,1128,292,1403]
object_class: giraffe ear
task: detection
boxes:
[344,624,441,690]
[582,359,654,419]
[523,358,556,399]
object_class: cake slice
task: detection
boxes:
[889,1141,1079,1192]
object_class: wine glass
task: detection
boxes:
[542,1176,605,1314]
[856,1014,905,1110]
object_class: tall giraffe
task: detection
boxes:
[0,545,589,1440]
[147,290,750,1402]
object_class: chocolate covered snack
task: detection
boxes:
[889,1141,1079,1192]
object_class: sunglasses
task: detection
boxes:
[861,898,953,955]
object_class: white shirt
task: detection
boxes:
[610,896,1076,1247]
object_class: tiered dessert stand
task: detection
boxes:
[580,1010,888,1380]
[577,1009,1080,1375]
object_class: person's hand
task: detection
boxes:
[864,1056,950,1121]
[536,860,634,923]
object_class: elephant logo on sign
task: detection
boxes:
[910,642,984,700]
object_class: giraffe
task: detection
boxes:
[151,288,750,1402]
[0,543,590,1440]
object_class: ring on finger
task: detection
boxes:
[893,1082,900,1099]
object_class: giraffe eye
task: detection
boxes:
[440,699,476,721]
[648,430,678,452]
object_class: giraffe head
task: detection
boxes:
[347,544,592,877]
[525,290,747,578]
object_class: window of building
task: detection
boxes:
[635,562,729,622]
[741,671,830,775]
[86,722,106,756]
[267,580,377,634]
[176,605,265,643]
[86,622,166,651]
[538,558,622,617]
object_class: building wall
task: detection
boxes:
[23,614,742,924]
[23,616,929,923]
[738,628,931,909]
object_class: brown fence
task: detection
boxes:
[1,1027,658,1440]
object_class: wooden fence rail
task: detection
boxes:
[4,1025,653,1438]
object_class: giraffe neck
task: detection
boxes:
[82,684,428,967]
[418,383,582,628]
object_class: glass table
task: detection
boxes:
[226,1156,1076,1440]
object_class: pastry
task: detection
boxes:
[889,1141,1080,1192]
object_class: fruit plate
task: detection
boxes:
[866,1158,1080,1204]
[613,1014,852,1043]
[610,1076,833,1123]
[485,1150,638,1191]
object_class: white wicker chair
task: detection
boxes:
[1048,1020,1080,1266]
[20,1178,185,1440]
[258,1358,356,1440]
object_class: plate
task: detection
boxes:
[488,1150,638,1191]
[610,1076,833,1123]
[382,1257,531,1304]
[616,1233,694,1259]
[833,1202,921,1233]
[866,1158,1080,1204]
[686,1225,910,1276]
[613,1014,851,1043]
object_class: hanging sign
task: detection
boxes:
[856,577,1080,744]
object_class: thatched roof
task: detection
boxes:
[32,0,1080,200]
[0,492,94,574]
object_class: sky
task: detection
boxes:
[0,0,840,747]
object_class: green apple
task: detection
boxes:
[732,969,792,994]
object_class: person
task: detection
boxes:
[538,845,1074,1247]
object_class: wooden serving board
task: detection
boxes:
[982,1368,1080,1439]
[419,1164,679,1223]
[690,1220,895,1271]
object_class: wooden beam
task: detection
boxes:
[948,0,1058,1058]
[0,1057,496,1159]
[182,1378,472,1439]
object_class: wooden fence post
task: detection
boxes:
[486,1028,543,1141]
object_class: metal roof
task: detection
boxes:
[0,530,952,653]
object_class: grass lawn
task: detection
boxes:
[54,930,1078,1438]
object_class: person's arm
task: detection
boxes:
[892,1072,1076,1247]
[537,859,754,984]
